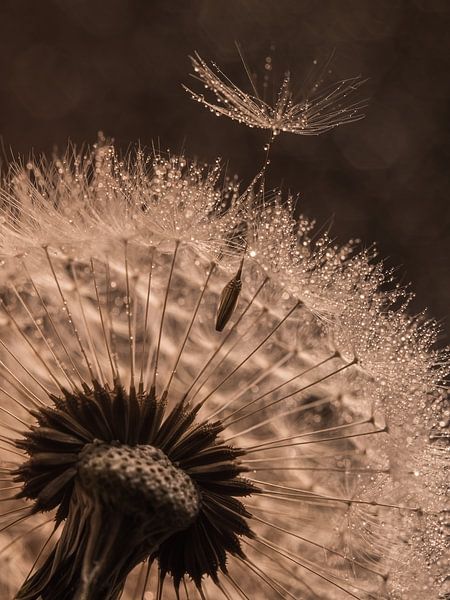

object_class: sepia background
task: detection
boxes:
[0,0,448,341]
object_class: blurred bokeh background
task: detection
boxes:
[0,0,448,341]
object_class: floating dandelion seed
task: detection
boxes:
[184,52,368,137]
[0,141,447,600]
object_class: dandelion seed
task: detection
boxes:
[216,253,245,332]
[0,141,447,600]
[184,52,368,137]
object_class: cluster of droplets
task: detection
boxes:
[0,143,241,264]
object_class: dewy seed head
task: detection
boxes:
[0,142,448,599]
[78,442,200,530]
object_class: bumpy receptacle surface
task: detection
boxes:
[79,442,200,530]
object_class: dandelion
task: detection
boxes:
[184,52,367,137]
[0,138,447,600]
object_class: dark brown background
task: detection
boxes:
[0,0,448,342]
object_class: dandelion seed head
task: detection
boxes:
[0,141,447,599]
